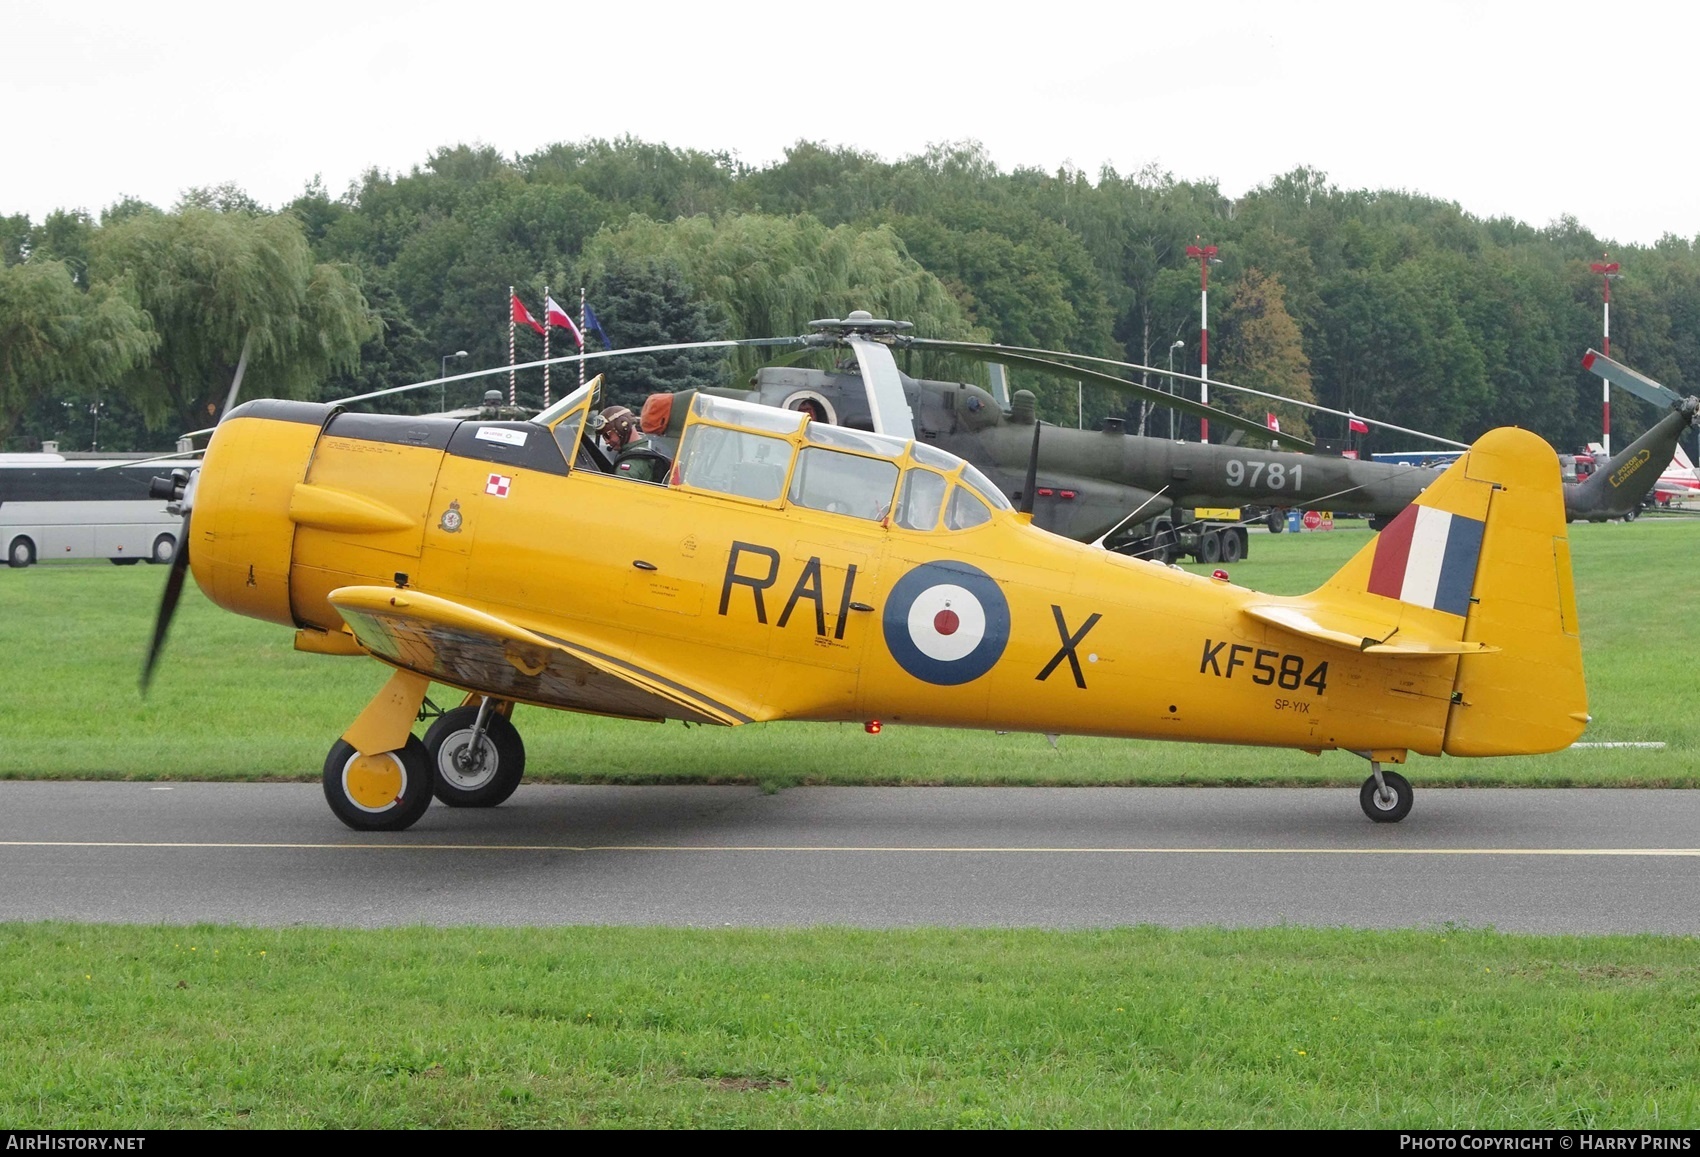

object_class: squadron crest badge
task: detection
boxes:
[439,500,463,533]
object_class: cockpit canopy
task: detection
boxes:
[673,392,1009,531]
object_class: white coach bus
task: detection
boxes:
[1,450,195,568]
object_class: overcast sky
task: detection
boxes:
[6,0,1691,248]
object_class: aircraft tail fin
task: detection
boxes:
[1318,428,1587,755]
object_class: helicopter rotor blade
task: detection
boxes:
[909,338,1467,450]
[1582,349,1687,410]
[330,336,807,409]
[906,340,1316,452]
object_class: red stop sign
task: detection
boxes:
[1302,510,1322,530]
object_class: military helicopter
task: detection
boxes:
[624,314,1697,563]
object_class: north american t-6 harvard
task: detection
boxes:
[139,313,1609,834]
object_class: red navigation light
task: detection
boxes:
[865,720,882,734]
[1212,569,1230,581]
[1059,489,1077,500]
[1036,487,1054,497]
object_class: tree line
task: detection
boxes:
[5,138,1697,454]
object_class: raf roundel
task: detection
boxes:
[882,561,1011,685]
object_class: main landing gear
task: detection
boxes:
[321,669,526,831]
[1358,761,1413,823]
[423,698,526,808]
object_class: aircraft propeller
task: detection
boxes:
[141,334,251,691]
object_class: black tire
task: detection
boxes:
[424,705,525,808]
[1198,530,1222,564]
[1152,520,1177,564]
[7,536,34,569]
[1266,510,1286,534]
[1621,505,1640,523]
[1359,770,1413,824]
[149,534,176,564]
[322,735,434,831]
[111,557,141,566]
[1221,529,1245,564]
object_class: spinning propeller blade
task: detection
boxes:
[141,334,250,692]
[140,512,192,693]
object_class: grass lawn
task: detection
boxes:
[5,921,1697,1129]
[0,518,1693,786]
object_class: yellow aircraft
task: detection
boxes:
[143,375,1587,831]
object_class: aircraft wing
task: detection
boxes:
[326,586,754,726]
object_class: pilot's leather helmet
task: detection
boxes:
[599,405,637,448]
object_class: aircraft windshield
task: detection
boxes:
[535,380,597,430]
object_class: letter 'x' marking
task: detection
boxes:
[1036,605,1102,689]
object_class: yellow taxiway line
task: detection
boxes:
[2,840,1700,857]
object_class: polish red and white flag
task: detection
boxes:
[544,295,583,347]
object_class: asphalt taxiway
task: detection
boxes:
[1,782,1696,932]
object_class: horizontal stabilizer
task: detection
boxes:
[1243,604,1498,656]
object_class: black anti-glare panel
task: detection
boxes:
[323,411,458,450]
[446,422,570,476]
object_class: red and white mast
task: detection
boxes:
[1590,257,1621,459]
[1186,241,1220,443]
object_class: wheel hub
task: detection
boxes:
[440,731,498,789]
[343,752,405,811]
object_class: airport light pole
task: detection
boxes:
[1167,339,1185,440]
[440,350,468,413]
[1590,257,1621,459]
[1185,242,1221,442]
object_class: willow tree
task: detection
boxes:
[580,212,984,380]
[0,259,154,447]
[90,207,375,432]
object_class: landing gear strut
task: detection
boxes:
[424,697,526,808]
[1358,762,1413,823]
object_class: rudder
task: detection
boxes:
[1442,428,1587,755]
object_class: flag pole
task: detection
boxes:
[542,284,551,410]
[579,287,587,391]
[507,285,517,407]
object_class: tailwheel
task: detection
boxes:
[1359,766,1413,824]
[424,700,525,808]
[323,735,434,831]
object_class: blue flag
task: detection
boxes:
[583,302,613,350]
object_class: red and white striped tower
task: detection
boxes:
[579,287,587,391]
[542,284,551,410]
[507,285,517,406]
[1590,257,1621,459]
[1185,241,1220,443]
